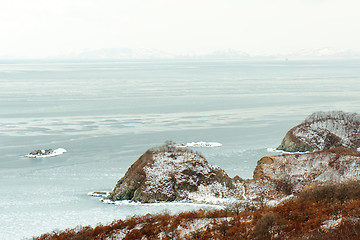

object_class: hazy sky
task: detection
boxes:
[1,0,359,58]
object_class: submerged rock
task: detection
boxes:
[107,146,233,203]
[277,111,360,152]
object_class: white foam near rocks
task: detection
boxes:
[97,197,223,209]
[177,142,222,148]
[88,192,110,198]
[25,148,67,158]
[267,147,309,154]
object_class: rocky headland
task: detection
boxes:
[102,143,360,207]
[277,111,360,152]
[107,145,233,203]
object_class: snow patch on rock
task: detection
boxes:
[25,148,67,158]
[321,218,342,230]
[142,151,227,202]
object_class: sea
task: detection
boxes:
[1,59,360,239]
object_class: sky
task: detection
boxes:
[0,0,360,58]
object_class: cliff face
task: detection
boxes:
[277,111,360,152]
[107,148,233,203]
[253,148,360,192]
[243,148,360,206]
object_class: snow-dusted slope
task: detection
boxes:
[278,111,360,152]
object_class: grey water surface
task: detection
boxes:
[1,59,360,239]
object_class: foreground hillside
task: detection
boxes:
[34,181,360,239]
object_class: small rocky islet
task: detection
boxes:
[25,148,67,158]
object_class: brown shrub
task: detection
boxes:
[275,177,295,195]
[298,180,360,203]
[254,212,277,239]
[218,220,229,236]
[33,182,360,240]
[315,219,360,240]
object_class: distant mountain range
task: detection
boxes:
[58,47,360,60]
[59,48,252,60]
[61,48,175,59]
[2,48,359,60]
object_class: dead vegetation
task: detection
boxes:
[33,181,360,240]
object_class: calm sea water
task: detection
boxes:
[1,59,360,239]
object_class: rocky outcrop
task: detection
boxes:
[277,111,360,152]
[253,148,360,190]
[107,146,233,203]
[244,148,360,202]
[30,149,53,155]
[107,147,350,203]
[253,156,275,179]
[25,148,67,158]
[102,145,360,206]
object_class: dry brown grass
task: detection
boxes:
[33,181,360,240]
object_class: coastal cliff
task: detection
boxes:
[277,111,360,152]
[253,148,360,193]
[106,144,360,205]
[107,145,233,203]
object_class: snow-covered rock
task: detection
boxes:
[277,111,360,152]
[107,147,233,203]
[25,148,67,158]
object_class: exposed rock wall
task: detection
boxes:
[253,148,360,191]
[253,157,274,179]
[107,150,154,201]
